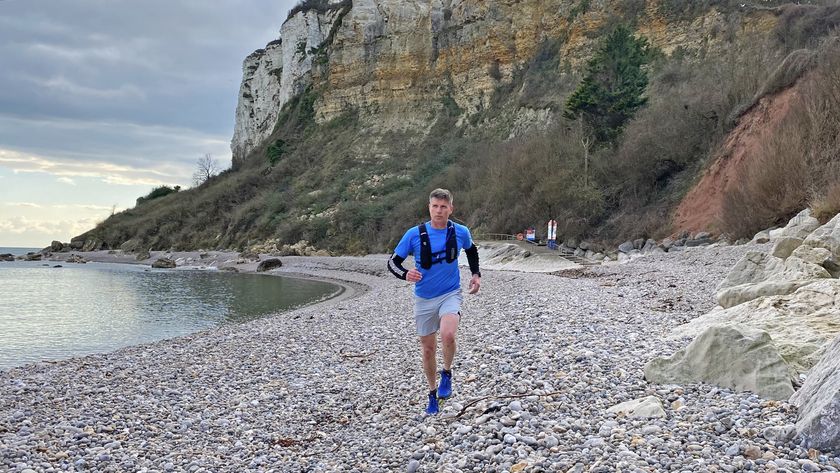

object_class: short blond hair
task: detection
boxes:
[429,188,453,204]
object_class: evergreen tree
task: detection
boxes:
[565,25,652,144]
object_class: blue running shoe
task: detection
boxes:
[437,369,452,399]
[425,390,439,415]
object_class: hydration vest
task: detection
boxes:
[418,221,458,269]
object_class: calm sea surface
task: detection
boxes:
[0,256,341,370]
[0,247,41,255]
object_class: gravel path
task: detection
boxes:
[2,244,838,472]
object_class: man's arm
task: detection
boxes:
[387,253,408,280]
[388,254,423,282]
[464,244,480,277]
[389,228,419,281]
[464,244,481,294]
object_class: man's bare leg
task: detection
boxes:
[420,333,437,390]
[440,313,459,370]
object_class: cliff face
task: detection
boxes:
[231,0,778,164]
[77,1,833,255]
[231,7,346,161]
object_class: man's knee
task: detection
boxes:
[420,335,436,357]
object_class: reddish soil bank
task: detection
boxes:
[672,85,799,235]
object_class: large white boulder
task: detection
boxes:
[716,252,782,290]
[791,245,837,270]
[673,280,840,375]
[715,254,829,308]
[716,280,813,309]
[770,237,804,259]
[774,208,821,240]
[645,325,794,400]
[790,334,840,454]
[606,396,666,419]
[802,212,840,260]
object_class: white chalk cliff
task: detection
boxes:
[231,0,780,164]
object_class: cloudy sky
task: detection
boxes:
[0,0,297,247]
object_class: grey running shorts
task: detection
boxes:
[414,289,462,336]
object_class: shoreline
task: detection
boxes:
[0,251,369,373]
[3,243,823,472]
[49,248,372,311]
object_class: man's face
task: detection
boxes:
[428,198,453,227]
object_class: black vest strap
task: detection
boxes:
[418,221,458,269]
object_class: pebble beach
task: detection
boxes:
[2,244,837,472]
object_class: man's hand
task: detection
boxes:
[468,274,481,294]
[406,268,423,283]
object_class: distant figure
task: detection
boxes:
[387,188,481,415]
[547,219,558,250]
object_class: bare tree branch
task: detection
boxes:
[192,154,221,186]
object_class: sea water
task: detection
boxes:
[0,258,341,370]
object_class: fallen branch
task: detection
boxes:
[339,348,378,360]
[273,433,318,447]
[448,390,565,420]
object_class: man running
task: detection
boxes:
[387,188,481,415]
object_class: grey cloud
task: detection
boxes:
[0,0,300,188]
[0,115,231,186]
[0,0,297,133]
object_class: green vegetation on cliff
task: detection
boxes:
[564,25,653,145]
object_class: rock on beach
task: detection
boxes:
[1,244,833,471]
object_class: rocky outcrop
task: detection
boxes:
[232,0,779,163]
[67,238,106,252]
[231,41,286,164]
[151,258,176,269]
[672,280,840,376]
[714,211,837,308]
[672,210,840,374]
[645,325,794,400]
[65,254,87,264]
[769,208,821,240]
[256,258,283,272]
[614,231,719,263]
[791,245,840,275]
[800,211,840,262]
[0,253,13,262]
[717,279,810,310]
[232,5,347,164]
[248,239,330,257]
[120,239,143,254]
[653,210,840,400]
[81,239,106,252]
[790,334,840,454]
